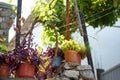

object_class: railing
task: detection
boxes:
[100,64,120,80]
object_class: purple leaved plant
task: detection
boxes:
[0,33,64,80]
[5,34,44,79]
[0,54,7,66]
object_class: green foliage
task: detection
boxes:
[36,45,43,53]
[33,0,77,36]
[77,0,119,28]
[12,5,17,13]
[61,39,81,53]
[33,0,120,28]
[33,0,60,27]
[33,0,120,44]
[41,27,65,47]
[0,44,8,53]
[8,0,13,3]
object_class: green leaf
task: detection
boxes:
[8,0,13,3]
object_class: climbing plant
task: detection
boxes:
[6,0,120,45]
[78,0,120,28]
[33,0,77,45]
[41,27,65,47]
[33,0,120,31]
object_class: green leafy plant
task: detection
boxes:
[78,44,87,59]
[61,39,87,59]
[41,27,65,47]
[61,39,81,53]
[0,44,8,53]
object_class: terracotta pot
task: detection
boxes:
[77,53,81,64]
[64,50,81,64]
[15,62,35,78]
[0,64,10,77]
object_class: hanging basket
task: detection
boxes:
[64,50,81,64]
[0,64,10,77]
[15,62,35,78]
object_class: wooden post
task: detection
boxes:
[66,0,70,40]
[15,0,22,48]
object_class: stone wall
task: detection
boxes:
[9,13,36,50]
[0,62,95,80]
[0,2,15,45]
[52,62,95,80]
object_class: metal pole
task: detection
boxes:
[79,11,94,73]
[73,0,84,36]
[73,0,94,73]
[15,0,22,48]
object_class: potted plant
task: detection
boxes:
[61,39,82,64]
[0,53,10,77]
[8,38,44,78]
[78,44,87,59]
[37,47,64,79]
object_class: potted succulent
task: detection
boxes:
[61,39,82,64]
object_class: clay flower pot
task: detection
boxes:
[0,64,10,77]
[64,50,81,64]
[15,62,35,78]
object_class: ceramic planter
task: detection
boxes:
[15,62,35,78]
[53,56,63,67]
[0,64,10,77]
[64,50,81,64]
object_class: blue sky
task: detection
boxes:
[1,0,120,71]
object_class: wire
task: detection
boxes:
[85,6,113,19]
[59,26,78,34]
[74,6,113,20]
[55,11,115,40]
[35,7,115,41]
[86,10,115,26]
[58,26,98,40]
[57,21,77,29]
[55,7,115,30]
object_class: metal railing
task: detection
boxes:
[100,64,120,80]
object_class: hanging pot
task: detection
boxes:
[53,56,63,67]
[0,64,10,77]
[15,62,35,78]
[64,50,81,64]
